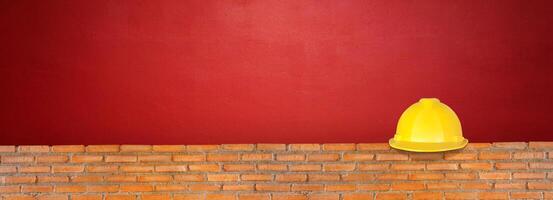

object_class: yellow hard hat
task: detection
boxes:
[389,98,468,152]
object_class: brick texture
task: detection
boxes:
[0,142,552,200]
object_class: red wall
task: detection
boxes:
[1,0,553,144]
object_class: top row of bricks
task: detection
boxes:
[0,142,552,153]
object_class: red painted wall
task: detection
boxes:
[1,0,553,144]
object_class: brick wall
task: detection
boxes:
[1,142,553,200]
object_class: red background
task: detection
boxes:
[1,0,553,145]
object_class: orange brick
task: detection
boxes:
[105,195,136,200]
[206,153,240,162]
[391,183,425,191]
[322,143,356,151]
[391,164,425,171]
[444,192,477,200]
[72,195,102,200]
[52,145,85,152]
[375,193,408,200]
[460,182,491,190]
[444,152,478,160]
[85,145,119,152]
[21,185,53,192]
[257,164,287,171]
[324,163,356,171]
[105,155,137,162]
[221,144,254,151]
[55,185,87,193]
[409,153,443,160]
[36,196,68,200]
[376,174,408,181]
[120,184,153,192]
[104,175,137,182]
[86,165,118,173]
[408,173,444,180]
[173,154,205,162]
[207,174,239,182]
[37,176,69,183]
[326,184,356,191]
[291,184,324,191]
[426,163,458,170]
[141,194,170,200]
[376,153,408,161]
[276,174,307,182]
[478,192,508,200]
[188,184,221,191]
[71,155,103,163]
[289,164,321,172]
[426,183,458,190]
[412,192,443,200]
[307,153,340,161]
[529,141,553,149]
[0,146,16,152]
[479,152,511,160]
[155,184,187,191]
[18,166,50,173]
[70,175,103,183]
[479,172,511,180]
[1,195,35,200]
[1,156,33,163]
[528,182,553,190]
[138,155,171,162]
[341,174,375,181]
[174,174,205,182]
[174,194,204,200]
[256,144,287,151]
[290,144,321,151]
[343,153,374,161]
[241,174,273,181]
[255,184,290,191]
[464,143,492,150]
[460,162,493,170]
[18,145,49,152]
[223,184,253,191]
[358,184,391,191]
[359,164,389,171]
[272,194,307,200]
[186,145,219,152]
[495,162,528,170]
[206,194,235,200]
[445,173,477,180]
[492,142,527,149]
[308,174,340,182]
[239,193,271,200]
[529,162,553,169]
[154,165,187,172]
[3,176,36,184]
[357,143,390,151]
[242,153,273,161]
[120,165,154,173]
[0,186,20,193]
[138,175,172,182]
[276,154,305,161]
[223,164,255,172]
[52,165,84,173]
[513,172,546,179]
[88,184,121,193]
[511,192,542,199]
[343,193,374,200]
[513,152,545,159]
[152,145,185,152]
[189,164,220,172]
[494,182,526,190]
[37,155,68,163]
[120,145,152,152]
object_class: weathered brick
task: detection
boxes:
[154,165,187,172]
[308,174,340,182]
[322,143,356,151]
[71,155,103,163]
[495,162,528,170]
[492,142,527,150]
[1,156,33,163]
[186,145,219,152]
[529,141,553,149]
[357,184,390,191]
[239,193,271,200]
[356,143,390,151]
[479,172,511,180]
[207,174,239,182]
[120,184,154,192]
[256,144,287,151]
[426,163,458,170]
[255,184,290,191]
[138,175,172,182]
[272,194,308,200]
[141,194,171,200]
[18,146,49,152]
[359,164,389,171]
[21,185,53,193]
[289,164,321,172]
[376,153,408,161]
[241,174,273,181]
[512,172,546,179]
[375,193,408,200]
[120,145,152,152]
[307,153,340,162]
[221,144,254,151]
[105,155,137,163]
[276,154,305,161]
[222,184,253,191]
[478,192,509,200]
[290,144,321,151]
[510,192,542,199]
[72,195,102,200]
[0,146,16,152]
[70,175,103,183]
[343,193,374,200]
[152,145,186,152]
[206,153,240,162]
[325,184,356,191]
[37,155,68,163]
[119,165,154,173]
[241,153,272,161]
[324,163,356,171]
[257,164,287,171]
[460,162,493,170]
[426,182,458,190]
[223,164,255,172]
[276,174,307,182]
[18,166,50,173]
[479,152,511,160]
[513,152,545,159]
[86,145,120,152]
[444,152,478,160]
[342,153,374,161]
[55,185,87,193]
[174,174,205,182]
[52,165,84,173]
[291,184,324,191]
[341,174,375,181]
[528,182,553,190]
[52,145,85,153]
[138,155,171,162]
[408,173,444,180]
[391,164,425,171]
[173,154,205,162]
[412,192,443,200]
[189,164,220,172]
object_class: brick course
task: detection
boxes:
[0,142,552,200]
